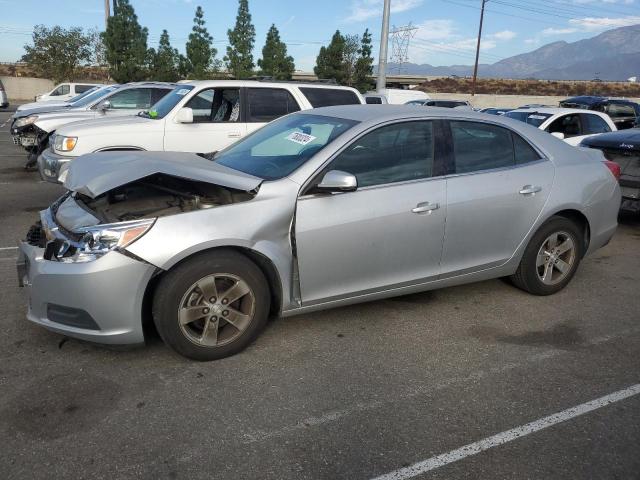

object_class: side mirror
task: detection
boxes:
[99,100,112,112]
[551,131,565,140]
[176,107,193,124]
[316,170,357,193]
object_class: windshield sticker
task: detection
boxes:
[286,132,317,145]
[148,110,158,118]
[176,88,190,96]
[528,115,547,120]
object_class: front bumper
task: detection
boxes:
[38,148,72,183]
[17,240,157,345]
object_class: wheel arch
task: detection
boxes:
[543,208,591,254]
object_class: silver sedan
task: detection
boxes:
[18,106,621,360]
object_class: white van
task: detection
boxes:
[366,88,430,105]
[35,83,103,102]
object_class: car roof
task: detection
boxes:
[180,80,359,91]
[563,95,637,105]
[507,107,599,115]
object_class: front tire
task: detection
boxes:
[152,250,270,361]
[510,216,584,296]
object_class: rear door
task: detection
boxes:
[440,120,554,278]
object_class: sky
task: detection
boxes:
[0,0,639,70]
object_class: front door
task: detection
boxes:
[295,120,447,305]
[440,120,555,277]
[163,87,247,153]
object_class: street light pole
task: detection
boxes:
[471,0,487,96]
[104,0,111,29]
[376,0,391,93]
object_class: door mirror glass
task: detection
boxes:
[551,131,565,140]
[316,170,358,193]
[176,107,194,124]
[99,100,111,111]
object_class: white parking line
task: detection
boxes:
[371,383,640,480]
[0,246,18,251]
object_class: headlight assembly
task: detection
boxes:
[53,135,78,152]
[57,219,155,263]
[14,115,38,128]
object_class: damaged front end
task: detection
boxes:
[26,173,257,263]
[10,118,50,152]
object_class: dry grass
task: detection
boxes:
[419,77,640,97]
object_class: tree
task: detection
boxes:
[21,25,92,83]
[149,30,180,82]
[354,28,374,92]
[342,34,360,87]
[87,28,107,66]
[102,0,149,82]
[225,0,256,79]
[314,30,346,84]
[257,24,295,80]
[185,6,217,79]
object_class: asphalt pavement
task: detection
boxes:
[0,108,639,480]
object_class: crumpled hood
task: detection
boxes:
[12,104,73,120]
[63,151,263,198]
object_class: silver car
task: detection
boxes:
[18,106,621,360]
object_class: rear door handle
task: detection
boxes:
[519,185,542,195]
[227,132,242,138]
[412,202,440,214]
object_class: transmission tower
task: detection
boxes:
[390,23,418,74]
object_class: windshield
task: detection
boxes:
[214,113,359,180]
[146,85,195,119]
[68,87,99,103]
[71,85,119,108]
[505,111,552,127]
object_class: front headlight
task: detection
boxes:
[54,135,77,152]
[59,219,155,263]
[14,115,38,128]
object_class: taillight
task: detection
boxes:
[603,160,621,181]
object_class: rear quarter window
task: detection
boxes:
[299,87,361,108]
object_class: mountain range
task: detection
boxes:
[380,24,640,81]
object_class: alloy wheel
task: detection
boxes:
[536,232,576,286]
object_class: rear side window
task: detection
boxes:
[450,121,514,173]
[606,103,635,119]
[247,88,300,122]
[513,134,541,164]
[581,114,611,134]
[366,96,383,104]
[299,87,360,108]
[75,84,95,94]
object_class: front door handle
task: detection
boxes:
[412,202,440,214]
[519,185,542,195]
[227,132,242,138]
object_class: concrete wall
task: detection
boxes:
[427,92,640,109]
[0,76,54,102]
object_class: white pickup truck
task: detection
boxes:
[39,80,364,183]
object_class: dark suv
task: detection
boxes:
[580,130,640,212]
[560,96,640,130]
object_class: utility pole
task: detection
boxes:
[471,0,487,96]
[104,0,111,29]
[376,0,391,93]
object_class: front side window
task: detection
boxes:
[51,84,70,96]
[581,114,611,134]
[215,113,358,180]
[186,88,241,123]
[547,114,582,138]
[299,87,360,108]
[247,88,300,122]
[107,88,153,109]
[451,121,514,173]
[329,121,434,188]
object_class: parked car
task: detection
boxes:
[0,78,8,109]
[560,96,640,130]
[18,106,620,360]
[35,82,103,102]
[480,107,513,116]
[580,129,640,212]
[11,82,175,168]
[505,108,617,146]
[368,88,430,105]
[407,99,473,109]
[16,86,102,112]
[39,80,364,183]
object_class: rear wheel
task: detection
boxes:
[152,250,270,361]
[510,217,584,295]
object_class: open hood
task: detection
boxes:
[63,151,263,198]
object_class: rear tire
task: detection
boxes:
[152,250,270,361]
[510,216,584,296]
